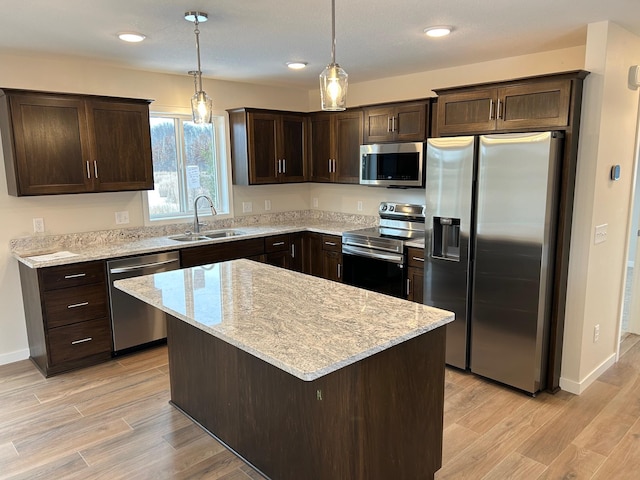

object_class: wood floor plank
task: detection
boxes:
[0,404,83,444]
[591,417,640,480]
[0,452,88,480]
[480,452,546,480]
[516,380,620,465]
[0,360,45,393]
[443,380,499,428]
[535,443,606,480]
[441,423,481,465]
[456,386,529,434]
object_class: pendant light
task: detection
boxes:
[319,0,348,111]
[185,11,213,123]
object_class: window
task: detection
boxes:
[146,113,231,221]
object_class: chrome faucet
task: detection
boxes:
[193,194,217,234]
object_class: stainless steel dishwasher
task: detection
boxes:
[107,251,180,354]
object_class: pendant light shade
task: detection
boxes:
[185,11,212,123]
[320,0,348,111]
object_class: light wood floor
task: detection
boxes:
[1,335,639,480]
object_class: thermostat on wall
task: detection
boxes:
[610,164,621,181]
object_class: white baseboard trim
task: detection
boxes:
[559,353,617,395]
[0,349,30,366]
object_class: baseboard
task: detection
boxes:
[0,348,30,366]
[559,352,617,395]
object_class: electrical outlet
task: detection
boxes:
[593,324,600,343]
[264,200,272,211]
[115,211,130,225]
[357,200,363,211]
[594,224,608,244]
[242,202,253,213]
[313,197,318,208]
[33,218,45,233]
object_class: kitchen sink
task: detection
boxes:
[167,230,244,242]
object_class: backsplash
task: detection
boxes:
[9,210,377,255]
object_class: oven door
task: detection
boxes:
[342,245,406,298]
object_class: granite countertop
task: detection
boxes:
[11,216,369,269]
[114,259,453,381]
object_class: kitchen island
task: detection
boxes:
[115,259,454,480]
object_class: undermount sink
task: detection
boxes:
[168,230,243,242]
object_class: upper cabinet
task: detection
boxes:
[309,109,363,184]
[363,101,429,143]
[228,108,306,185]
[0,89,153,196]
[434,72,589,136]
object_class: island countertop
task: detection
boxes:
[114,259,453,381]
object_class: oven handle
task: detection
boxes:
[342,245,404,264]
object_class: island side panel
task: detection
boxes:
[167,314,446,480]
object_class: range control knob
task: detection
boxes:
[389,205,395,211]
[380,204,388,211]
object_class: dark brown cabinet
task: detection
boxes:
[0,89,153,196]
[321,234,343,282]
[406,247,425,304]
[309,110,363,184]
[18,260,112,376]
[363,101,428,143]
[228,108,306,185]
[435,77,575,136]
[180,238,266,268]
[265,234,293,269]
[303,232,324,277]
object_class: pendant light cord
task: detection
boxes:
[193,17,204,92]
[331,0,336,64]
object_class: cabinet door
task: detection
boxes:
[248,113,279,184]
[87,100,154,191]
[309,114,332,182]
[265,250,291,269]
[407,267,424,304]
[436,89,497,135]
[322,251,343,282]
[333,110,363,184]
[363,107,394,143]
[279,114,306,182]
[304,232,324,277]
[497,80,571,130]
[290,233,304,272]
[394,103,427,142]
[7,94,92,195]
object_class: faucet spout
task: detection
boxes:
[193,194,217,234]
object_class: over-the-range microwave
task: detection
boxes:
[359,142,425,188]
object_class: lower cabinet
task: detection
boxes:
[18,260,112,377]
[265,234,293,269]
[321,235,343,283]
[406,247,425,303]
[180,238,266,268]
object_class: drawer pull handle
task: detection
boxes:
[272,241,285,246]
[67,302,89,309]
[71,337,93,345]
[325,241,337,246]
[412,256,425,262]
[64,273,86,279]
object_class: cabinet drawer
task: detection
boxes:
[40,261,106,291]
[321,235,341,252]
[407,248,425,268]
[48,317,112,365]
[43,283,109,328]
[265,234,291,253]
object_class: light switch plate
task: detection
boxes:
[115,211,130,224]
[264,200,271,211]
[242,202,253,213]
[33,218,45,233]
[594,224,608,244]
[312,197,318,208]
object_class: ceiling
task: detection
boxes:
[2,0,640,90]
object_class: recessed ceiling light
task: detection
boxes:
[424,26,452,38]
[118,32,147,43]
[287,62,308,70]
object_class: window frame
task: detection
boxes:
[143,107,234,226]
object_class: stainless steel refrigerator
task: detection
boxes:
[424,132,562,394]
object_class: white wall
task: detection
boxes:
[560,22,640,393]
[0,46,590,376]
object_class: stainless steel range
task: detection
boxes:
[342,202,425,298]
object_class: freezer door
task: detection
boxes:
[471,132,561,393]
[424,136,475,369]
